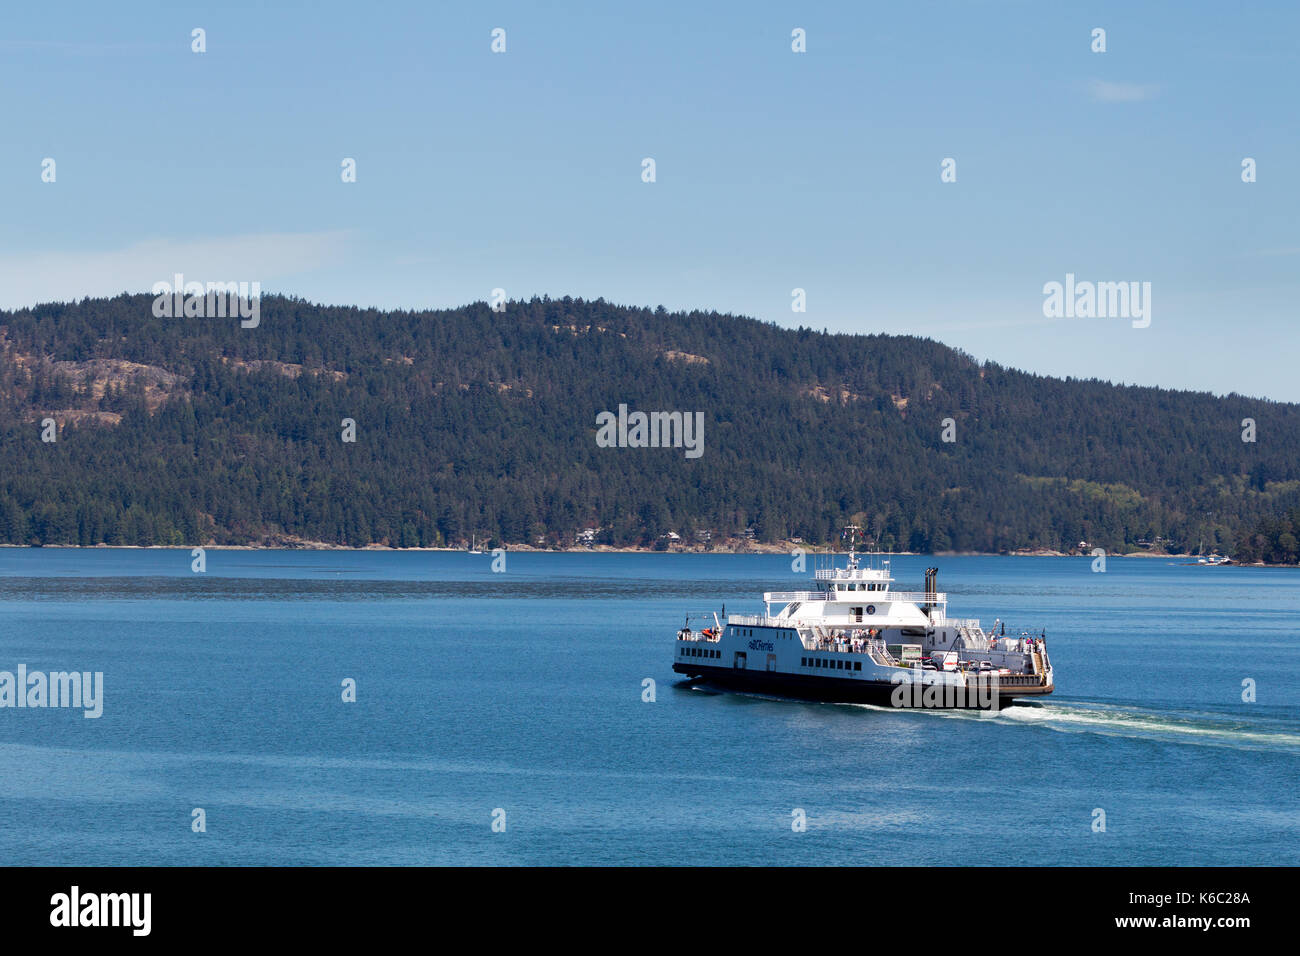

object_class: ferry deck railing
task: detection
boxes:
[762,590,946,604]
[726,614,783,627]
[722,616,1049,682]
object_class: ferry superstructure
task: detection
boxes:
[672,544,1054,710]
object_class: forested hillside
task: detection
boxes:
[2,293,1297,554]
[1236,508,1300,564]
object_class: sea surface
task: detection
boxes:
[0,548,1296,866]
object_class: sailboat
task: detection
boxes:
[469,534,483,555]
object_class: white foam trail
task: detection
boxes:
[997,701,1300,751]
[689,684,1300,752]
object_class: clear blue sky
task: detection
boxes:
[1,1,1297,399]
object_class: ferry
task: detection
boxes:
[672,535,1054,710]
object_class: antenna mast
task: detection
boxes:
[842,524,862,569]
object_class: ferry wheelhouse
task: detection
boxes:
[672,542,1054,710]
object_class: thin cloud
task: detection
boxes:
[0,39,164,55]
[0,231,352,310]
[1088,79,1160,103]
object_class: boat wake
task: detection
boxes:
[815,691,1300,753]
[990,699,1300,753]
[679,676,1300,756]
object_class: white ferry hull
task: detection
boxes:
[673,660,1053,709]
[673,551,1055,711]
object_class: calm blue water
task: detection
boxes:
[0,548,1296,866]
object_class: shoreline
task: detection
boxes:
[0,542,1285,564]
